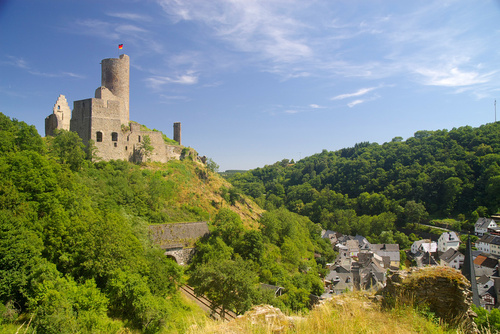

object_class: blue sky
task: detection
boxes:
[1,0,500,171]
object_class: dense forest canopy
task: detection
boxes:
[229,123,500,234]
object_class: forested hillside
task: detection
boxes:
[229,123,500,238]
[0,112,338,333]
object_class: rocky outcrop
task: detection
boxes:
[378,267,478,333]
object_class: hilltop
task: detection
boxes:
[228,122,500,238]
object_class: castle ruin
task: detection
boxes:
[45,54,183,163]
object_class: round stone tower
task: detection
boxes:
[101,54,129,124]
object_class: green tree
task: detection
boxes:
[212,208,244,246]
[206,158,219,173]
[188,258,258,317]
[49,129,87,171]
[404,201,428,225]
[138,135,154,162]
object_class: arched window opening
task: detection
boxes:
[111,132,118,141]
[96,131,103,142]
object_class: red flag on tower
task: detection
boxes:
[118,44,123,49]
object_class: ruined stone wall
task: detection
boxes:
[45,95,71,136]
[379,267,478,332]
[173,122,181,145]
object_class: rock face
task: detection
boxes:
[379,267,478,333]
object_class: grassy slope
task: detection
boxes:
[145,159,263,228]
[186,291,458,334]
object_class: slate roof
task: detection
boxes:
[354,234,371,249]
[369,244,400,262]
[440,248,464,264]
[346,239,359,251]
[477,275,491,285]
[475,217,496,229]
[478,234,497,244]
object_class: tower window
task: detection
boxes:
[112,132,118,141]
[96,131,103,142]
[138,135,141,142]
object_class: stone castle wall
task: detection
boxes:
[148,221,209,249]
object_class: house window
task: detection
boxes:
[138,135,141,143]
[111,132,118,141]
[96,131,103,142]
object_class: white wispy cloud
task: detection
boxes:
[2,56,85,78]
[309,104,324,109]
[331,87,377,100]
[146,71,199,89]
[415,67,494,87]
[347,100,364,108]
[157,0,312,64]
[106,12,151,21]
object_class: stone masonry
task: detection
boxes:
[148,221,210,265]
[45,95,71,136]
[45,54,182,163]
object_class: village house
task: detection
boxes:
[476,234,497,254]
[368,244,400,268]
[346,239,360,257]
[411,239,437,255]
[414,251,439,267]
[439,248,464,270]
[324,271,354,295]
[475,217,498,237]
[321,230,340,245]
[477,275,497,310]
[353,252,387,290]
[437,231,460,253]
